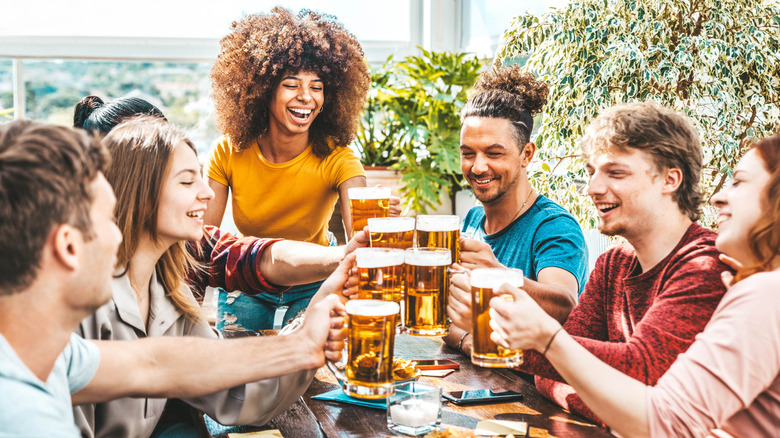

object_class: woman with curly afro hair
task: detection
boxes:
[204,7,385,331]
[443,63,588,358]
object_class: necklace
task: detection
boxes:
[511,187,536,223]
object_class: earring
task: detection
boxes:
[319,106,324,114]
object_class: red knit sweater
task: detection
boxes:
[522,223,729,424]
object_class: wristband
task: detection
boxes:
[542,326,564,356]
[457,332,470,352]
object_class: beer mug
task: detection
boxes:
[403,248,451,336]
[327,300,400,399]
[355,248,405,302]
[470,268,525,367]
[348,187,391,237]
[415,215,460,264]
[368,217,415,249]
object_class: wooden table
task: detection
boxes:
[243,334,612,438]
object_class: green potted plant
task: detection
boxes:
[379,49,486,214]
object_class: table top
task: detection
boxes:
[253,334,612,438]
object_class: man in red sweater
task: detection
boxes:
[449,101,729,424]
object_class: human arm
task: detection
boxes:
[200,226,368,292]
[203,178,229,227]
[71,294,346,404]
[338,175,367,239]
[489,285,651,438]
[458,237,577,323]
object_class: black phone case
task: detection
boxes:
[442,390,524,405]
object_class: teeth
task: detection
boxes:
[476,179,493,184]
[598,203,618,212]
[289,108,312,115]
[187,211,204,219]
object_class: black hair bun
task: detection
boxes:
[73,96,104,128]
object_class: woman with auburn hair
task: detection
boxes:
[73,116,358,438]
[487,135,780,437]
[205,7,398,331]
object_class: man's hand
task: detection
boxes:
[447,268,473,332]
[301,294,347,364]
[459,238,503,270]
[488,284,561,353]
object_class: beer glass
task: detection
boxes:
[470,268,525,367]
[348,187,391,237]
[327,299,400,399]
[368,217,415,249]
[355,248,405,302]
[415,215,460,264]
[403,248,451,336]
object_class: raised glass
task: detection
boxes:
[403,248,451,336]
[415,215,460,264]
[348,187,391,238]
[355,248,406,302]
[470,268,525,367]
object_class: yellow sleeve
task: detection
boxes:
[327,147,366,189]
[205,136,232,186]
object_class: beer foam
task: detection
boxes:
[355,248,405,268]
[348,186,391,199]
[470,268,524,288]
[367,217,415,232]
[346,299,400,316]
[404,248,451,266]
[415,215,460,231]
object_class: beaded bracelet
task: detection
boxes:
[542,326,564,356]
[457,332,470,352]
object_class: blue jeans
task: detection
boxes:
[216,281,322,331]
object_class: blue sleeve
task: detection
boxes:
[532,213,589,295]
[63,334,100,394]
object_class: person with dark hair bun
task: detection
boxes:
[73,95,166,135]
[444,64,589,358]
[204,7,398,332]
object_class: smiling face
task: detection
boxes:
[710,149,771,265]
[155,141,214,246]
[586,148,673,239]
[268,71,325,136]
[460,117,532,205]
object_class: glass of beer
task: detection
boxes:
[368,217,415,249]
[348,187,391,238]
[355,248,406,302]
[403,248,451,336]
[327,299,400,399]
[415,215,460,264]
[470,268,525,368]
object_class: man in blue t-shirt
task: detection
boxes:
[443,68,588,354]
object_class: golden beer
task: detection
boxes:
[403,248,451,336]
[415,215,460,264]
[348,187,391,237]
[344,300,399,398]
[355,248,406,302]
[470,268,525,368]
[368,217,415,249]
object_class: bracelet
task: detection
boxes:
[457,332,470,352]
[542,326,564,356]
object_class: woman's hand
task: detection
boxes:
[310,252,357,305]
[388,195,402,216]
[718,253,742,288]
[488,283,561,353]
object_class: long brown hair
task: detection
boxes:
[735,135,780,281]
[103,116,202,320]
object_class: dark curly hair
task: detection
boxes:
[210,7,370,158]
[461,63,549,147]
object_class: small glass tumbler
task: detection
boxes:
[386,382,442,436]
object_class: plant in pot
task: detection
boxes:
[379,49,486,214]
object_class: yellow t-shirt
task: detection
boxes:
[206,136,365,246]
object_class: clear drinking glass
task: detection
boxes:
[387,381,442,436]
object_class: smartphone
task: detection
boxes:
[442,389,523,405]
[413,359,460,370]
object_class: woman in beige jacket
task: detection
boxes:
[73,116,359,437]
